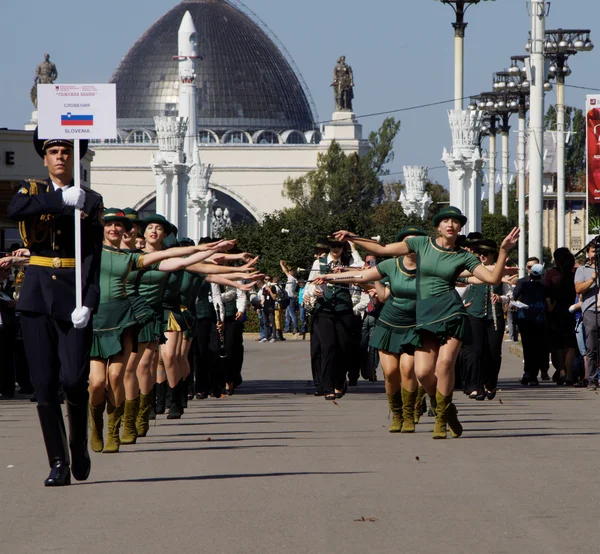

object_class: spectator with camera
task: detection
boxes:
[280,260,299,336]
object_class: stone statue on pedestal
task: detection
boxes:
[30,53,58,108]
[331,56,354,111]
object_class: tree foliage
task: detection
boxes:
[224,116,436,276]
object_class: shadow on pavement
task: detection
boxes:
[80,470,372,486]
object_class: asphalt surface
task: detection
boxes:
[2,338,600,554]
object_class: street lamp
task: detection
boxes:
[544,28,593,248]
[509,55,531,277]
[470,93,499,213]
[436,0,496,110]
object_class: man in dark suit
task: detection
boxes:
[7,131,103,487]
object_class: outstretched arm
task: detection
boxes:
[313,266,382,285]
[332,230,410,257]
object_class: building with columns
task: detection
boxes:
[89,0,369,240]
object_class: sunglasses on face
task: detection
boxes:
[526,265,534,270]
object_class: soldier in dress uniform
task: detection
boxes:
[7,130,103,487]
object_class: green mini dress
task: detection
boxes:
[134,262,170,344]
[369,257,418,354]
[179,271,203,340]
[162,270,192,334]
[404,236,481,346]
[124,249,155,329]
[91,246,145,359]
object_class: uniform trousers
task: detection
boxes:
[311,310,353,394]
[466,315,505,392]
[517,319,546,380]
[193,317,214,394]
[209,317,244,387]
[0,324,16,397]
[20,312,92,405]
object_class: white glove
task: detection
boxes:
[510,301,529,310]
[71,306,91,329]
[62,187,86,209]
[568,304,577,313]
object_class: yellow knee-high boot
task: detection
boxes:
[88,401,105,453]
[387,390,403,433]
[103,401,124,453]
[120,396,139,445]
[400,388,417,433]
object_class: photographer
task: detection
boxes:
[575,243,600,389]
[280,260,299,335]
[260,276,277,343]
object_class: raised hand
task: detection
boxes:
[332,230,357,242]
[500,228,520,252]
[241,256,259,271]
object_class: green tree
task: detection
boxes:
[424,181,450,219]
[282,117,401,224]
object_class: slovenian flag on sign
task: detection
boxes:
[61,113,94,126]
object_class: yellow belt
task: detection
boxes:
[29,256,76,269]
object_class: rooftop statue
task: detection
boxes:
[331,56,354,112]
[30,53,58,108]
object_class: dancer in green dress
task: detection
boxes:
[137,217,259,421]
[334,207,519,439]
[314,227,427,433]
[88,210,228,453]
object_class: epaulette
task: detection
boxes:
[25,179,46,185]
[18,179,47,196]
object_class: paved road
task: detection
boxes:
[2,339,600,554]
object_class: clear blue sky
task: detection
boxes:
[2,0,599,189]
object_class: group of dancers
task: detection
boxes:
[5,132,263,486]
[306,206,519,439]
[7,131,520,487]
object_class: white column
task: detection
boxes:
[528,0,546,262]
[501,125,510,217]
[556,76,566,248]
[517,110,527,277]
[488,131,496,214]
[454,33,464,111]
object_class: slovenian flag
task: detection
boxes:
[61,113,94,126]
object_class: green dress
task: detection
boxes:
[163,270,191,334]
[91,245,144,359]
[369,257,418,354]
[179,271,203,339]
[404,236,481,345]
[124,248,155,328]
[135,260,170,344]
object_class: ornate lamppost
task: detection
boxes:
[544,29,593,248]
[471,94,498,213]
[437,0,495,231]
[435,0,496,110]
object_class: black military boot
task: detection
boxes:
[37,404,71,487]
[155,382,167,415]
[167,384,183,420]
[66,398,91,481]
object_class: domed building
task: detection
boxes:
[90,0,368,238]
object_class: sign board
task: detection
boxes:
[37,84,117,140]
[586,95,600,237]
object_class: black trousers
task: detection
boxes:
[193,317,213,394]
[311,311,353,394]
[0,325,16,397]
[209,317,244,387]
[517,320,546,380]
[20,312,92,405]
[467,316,505,392]
[347,314,362,383]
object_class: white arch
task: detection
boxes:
[198,128,220,144]
[221,130,253,144]
[304,130,321,144]
[209,182,263,222]
[280,130,307,144]
[252,129,282,144]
